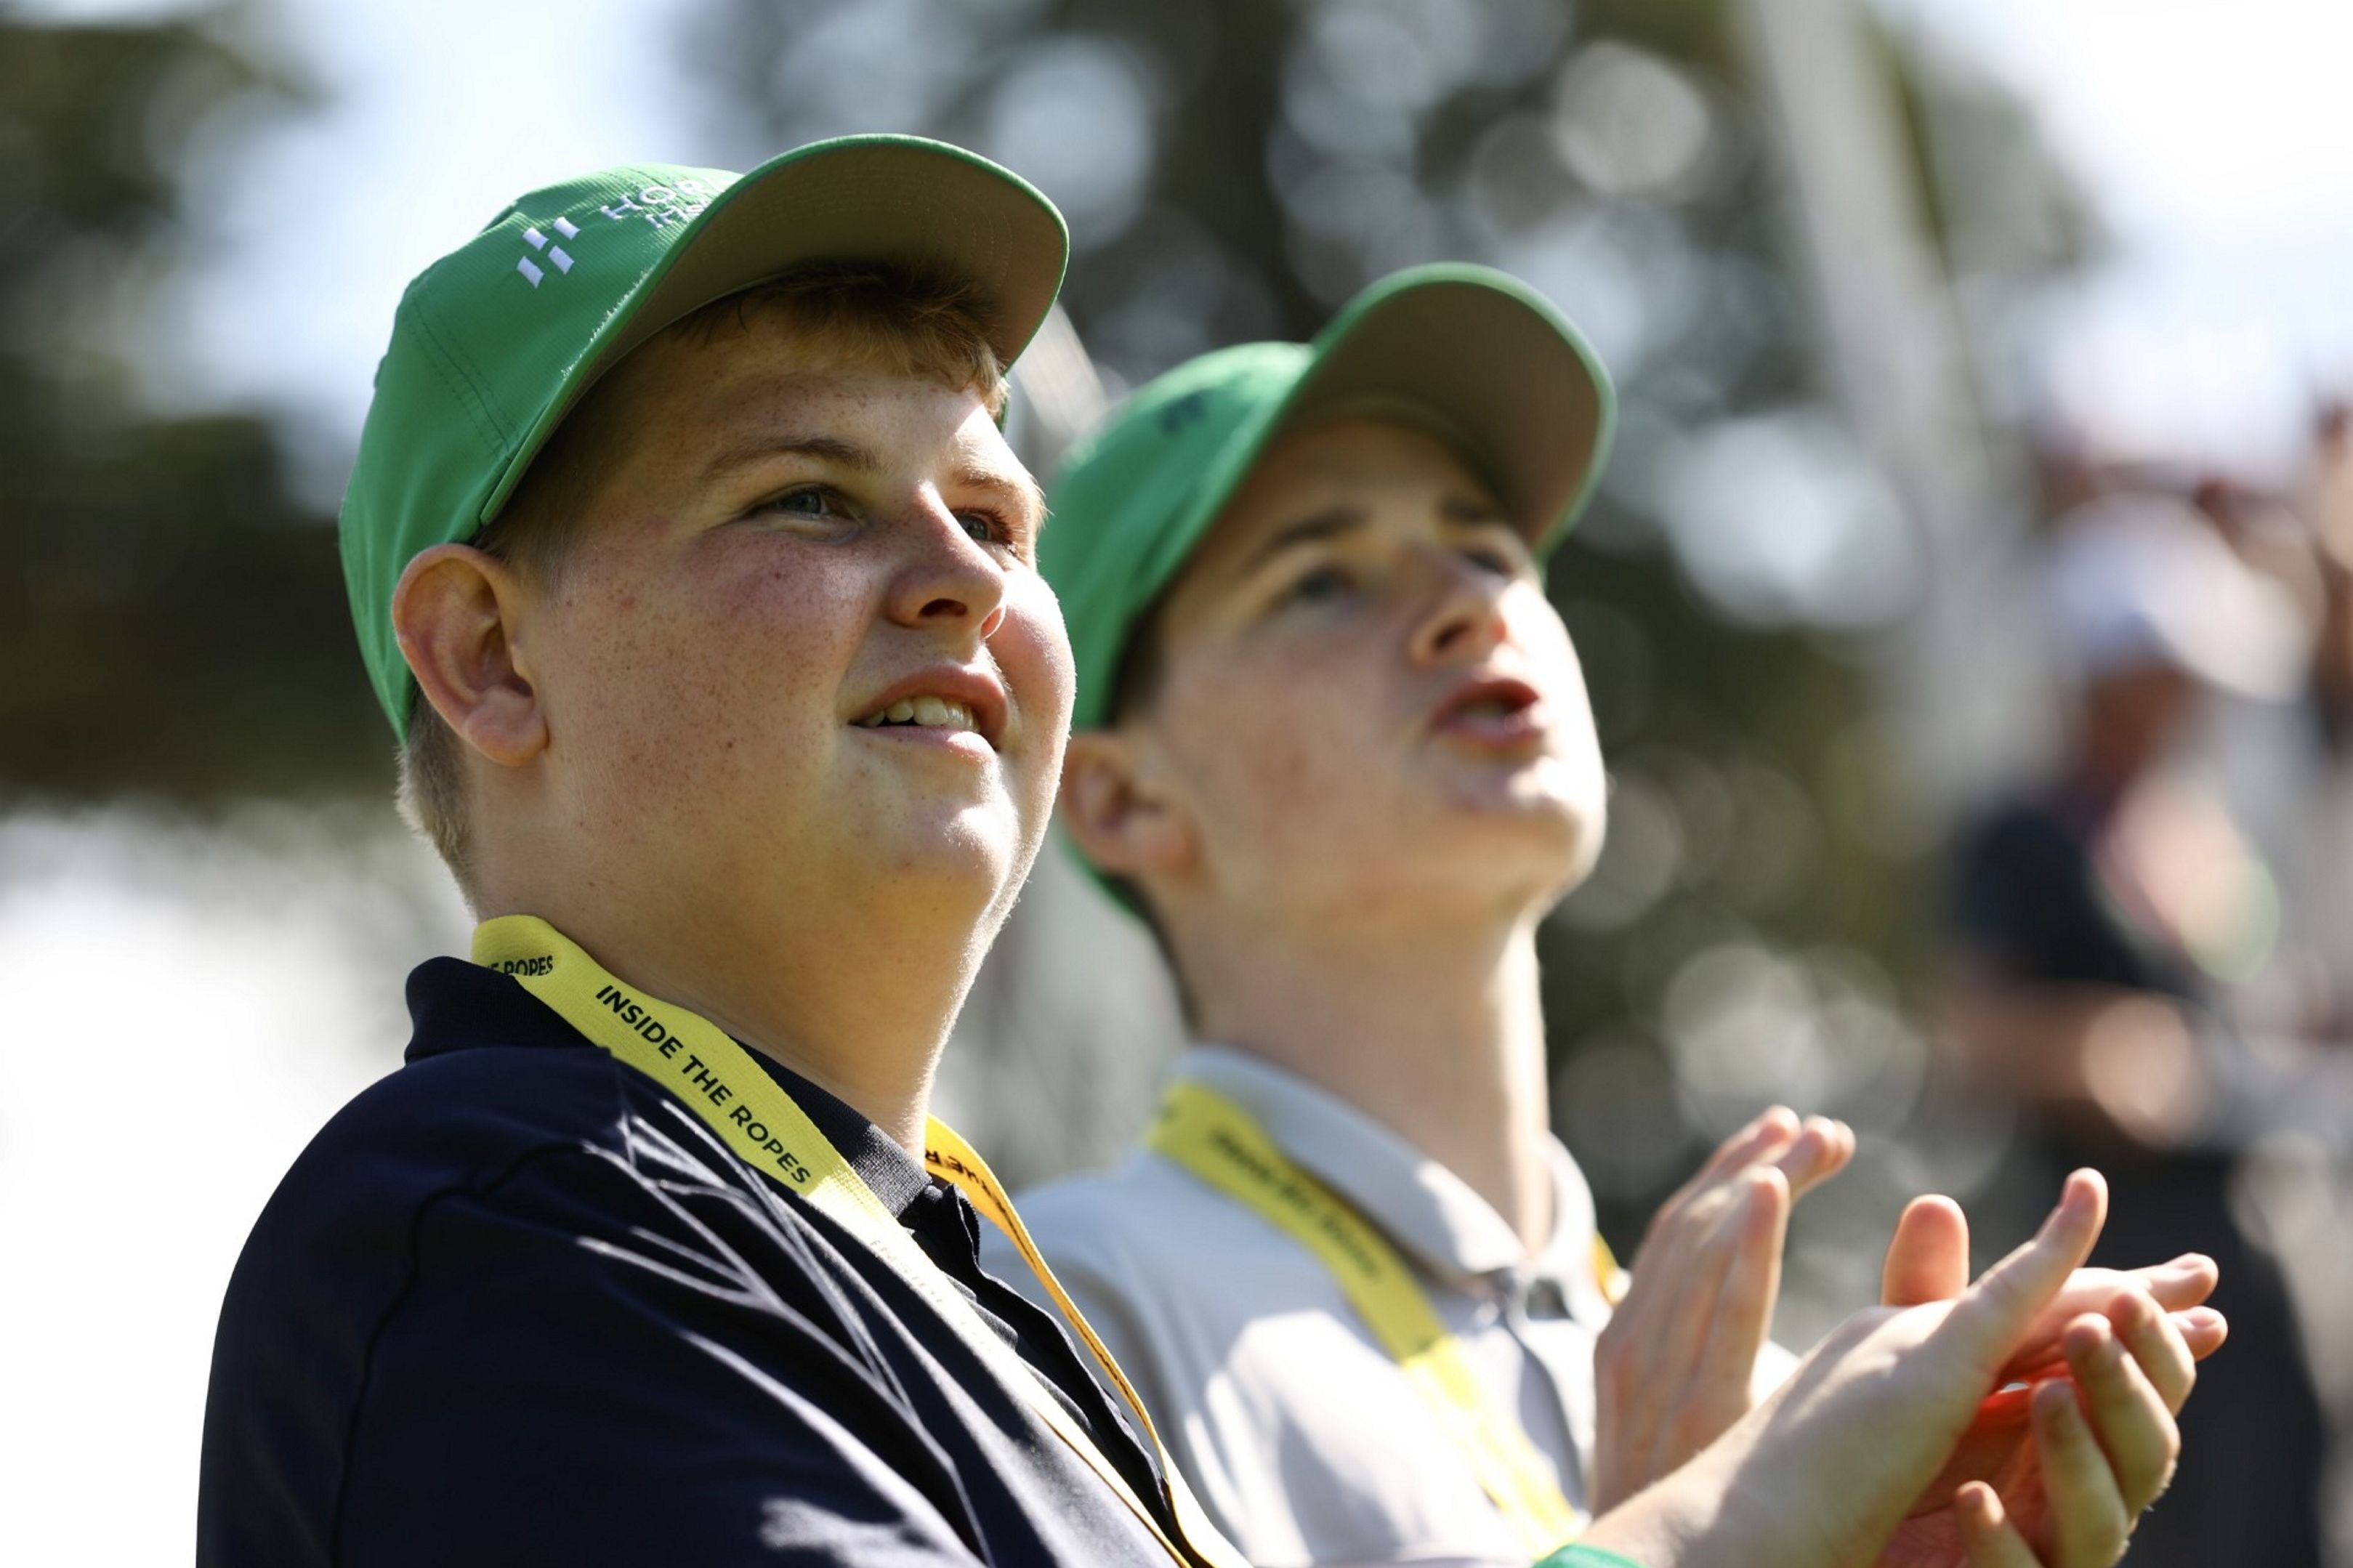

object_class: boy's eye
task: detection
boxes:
[1280,564,1357,607]
[1460,522,1541,580]
[750,485,841,522]
[958,510,1007,546]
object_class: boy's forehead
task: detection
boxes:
[1243,416,1491,495]
[514,326,1033,541]
[1182,418,1501,579]
[607,319,1018,466]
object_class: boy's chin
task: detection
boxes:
[851,808,1034,907]
[1352,799,1590,902]
[1448,768,1600,833]
[1452,793,1600,878]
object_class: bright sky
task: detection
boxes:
[0,807,467,1564]
[1885,0,2353,477]
[50,0,711,499]
[11,0,2353,1559]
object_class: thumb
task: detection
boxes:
[1882,1195,1971,1307]
[1937,1170,2108,1370]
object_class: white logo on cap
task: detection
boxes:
[514,215,581,288]
[596,178,719,231]
[511,178,721,288]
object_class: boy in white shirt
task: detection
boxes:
[994,264,2222,1568]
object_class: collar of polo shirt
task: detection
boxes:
[1174,1045,1605,1307]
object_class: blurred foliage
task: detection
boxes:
[0,10,382,799]
[1880,23,2099,290]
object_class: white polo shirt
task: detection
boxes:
[986,1046,1616,1568]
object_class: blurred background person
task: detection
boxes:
[1942,489,2335,1566]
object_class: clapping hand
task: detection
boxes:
[1580,1171,2227,1568]
[1591,1107,1854,1510]
[1872,1195,2223,1567]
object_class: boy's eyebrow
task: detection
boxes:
[951,459,1048,525]
[1440,493,1511,523]
[701,432,882,481]
[1238,504,1369,574]
[696,436,1046,522]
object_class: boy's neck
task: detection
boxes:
[1181,904,1557,1257]
[474,865,978,1157]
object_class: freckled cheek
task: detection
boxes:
[718,581,875,765]
[554,552,859,759]
[996,580,1076,737]
[1171,656,1381,838]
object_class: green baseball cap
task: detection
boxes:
[1042,263,1614,733]
[342,134,1069,740]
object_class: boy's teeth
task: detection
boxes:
[859,695,979,730]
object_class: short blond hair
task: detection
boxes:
[397,260,1012,902]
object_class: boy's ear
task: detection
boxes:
[1060,728,1194,883]
[392,543,548,767]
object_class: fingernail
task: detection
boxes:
[2059,1168,2105,1220]
[2065,1315,2112,1359]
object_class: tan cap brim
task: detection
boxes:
[1262,264,1614,551]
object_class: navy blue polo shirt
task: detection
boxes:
[197,958,1190,1567]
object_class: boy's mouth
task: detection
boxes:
[853,695,978,732]
[849,666,1008,750]
[1432,676,1546,746]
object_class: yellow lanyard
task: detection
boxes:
[472,916,1248,1568]
[1148,1077,1613,1562]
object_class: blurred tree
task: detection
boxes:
[0,12,383,800]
